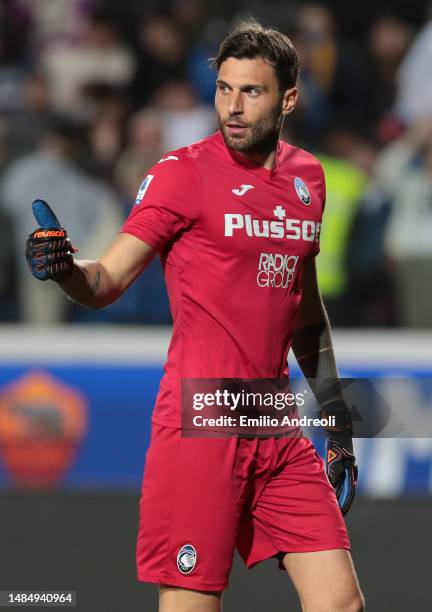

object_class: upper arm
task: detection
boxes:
[98,232,156,296]
[99,154,200,298]
[294,160,327,329]
[296,258,325,329]
[121,154,201,251]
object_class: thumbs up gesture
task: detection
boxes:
[25,199,76,281]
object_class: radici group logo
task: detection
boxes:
[256,252,299,288]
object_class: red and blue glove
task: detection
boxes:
[326,436,358,516]
[322,401,358,516]
[25,199,76,282]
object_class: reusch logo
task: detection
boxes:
[34,230,65,238]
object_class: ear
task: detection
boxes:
[281,86,298,116]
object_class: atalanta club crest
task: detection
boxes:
[177,544,197,574]
[294,177,311,205]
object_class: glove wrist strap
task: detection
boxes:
[320,399,353,440]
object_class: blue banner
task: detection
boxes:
[0,362,431,495]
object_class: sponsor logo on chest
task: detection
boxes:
[224,204,321,243]
[257,252,299,288]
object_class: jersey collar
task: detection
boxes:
[216,130,281,182]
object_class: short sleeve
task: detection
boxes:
[312,161,326,258]
[318,161,327,213]
[121,155,201,251]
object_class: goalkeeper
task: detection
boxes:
[25,19,363,612]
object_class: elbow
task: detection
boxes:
[296,304,327,331]
[91,288,122,310]
[77,291,119,311]
[89,301,107,311]
[90,296,116,310]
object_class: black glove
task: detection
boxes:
[25,199,76,282]
[322,401,358,516]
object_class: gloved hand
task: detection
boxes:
[326,435,358,516]
[25,199,76,282]
[322,400,358,516]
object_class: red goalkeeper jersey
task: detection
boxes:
[122,131,325,427]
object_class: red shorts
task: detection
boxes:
[136,424,350,591]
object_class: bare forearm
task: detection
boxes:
[292,304,346,410]
[57,260,120,309]
[56,234,155,309]
[292,259,339,381]
[292,309,338,380]
[293,305,351,435]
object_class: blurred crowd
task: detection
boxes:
[0,0,431,327]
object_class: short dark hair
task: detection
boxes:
[211,20,299,91]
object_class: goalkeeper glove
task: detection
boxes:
[322,401,358,516]
[25,199,76,282]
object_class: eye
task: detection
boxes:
[245,87,260,96]
[217,83,229,94]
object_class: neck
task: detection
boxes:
[240,148,277,170]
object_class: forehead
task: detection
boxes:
[218,56,277,87]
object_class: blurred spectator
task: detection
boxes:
[186,41,217,104]
[0,120,122,323]
[171,0,217,103]
[366,14,412,141]
[171,0,205,40]
[396,6,432,122]
[375,120,432,327]
[83,83,130,178]
[114,109,163,202]
[153,80,215,151]
[2,72,58,163]
[336,129,398,327]
[42,10,134,120]
[0,0,31,114]
[293,3,367,146]
[316,127,369,325]
[0,2,430,328]
[0,209,19,321]
[130,15,187,108]
[317,125,397,327]
[345,184,396,327]
[22,0,95,49]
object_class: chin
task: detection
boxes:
[222,130,251,151]
[226,139,247,151]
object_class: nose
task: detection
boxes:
[228,90,243,116]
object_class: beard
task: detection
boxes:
[217,104,284,156]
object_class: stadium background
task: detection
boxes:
[0,0,432,610]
